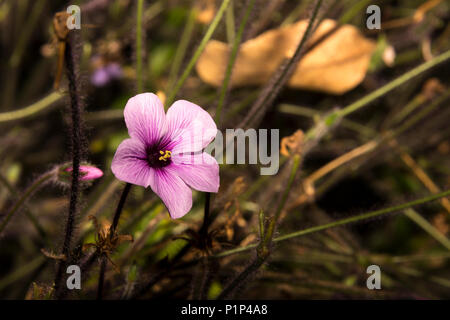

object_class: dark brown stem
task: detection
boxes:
[96,254,107,300]
[110,183,132,237]
[94,183,131,299]
[131,243,192,299]
[199,192,211,240]
[216,254,267,300]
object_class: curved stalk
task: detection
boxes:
[0,172,53,235]
[215,189,450,258]
[165,0,232,107]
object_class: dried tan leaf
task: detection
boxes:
[421,78,445,100]
[195,19,376,94]
[231,176,246,195]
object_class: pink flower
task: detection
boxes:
[111,93,219,219]
[65,165,104,181]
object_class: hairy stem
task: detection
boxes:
[215,189,450,258]
[96,254,107,300]
[55,35,84,298]
[110,183,132,237]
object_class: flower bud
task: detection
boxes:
[58,163,103,185]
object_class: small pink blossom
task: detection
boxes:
[111,93,219,219]
[66,165,104,181]
[91,63,122,87]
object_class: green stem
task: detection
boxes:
[337,49,450,118]
[240,0,323,129]
[214,189,450,258]
[258,210,265,240]
[215,0,256,124]
[264,155,301,244]
[309,49,450,139]
[0,172,47,241]
[166,8,197,96]
[276,190,450,242]
[404,208,450,250]
[0,172,53,235]
[241,156,288,200]
[281,1,308,26]
[165,0,232,108]
[136,0,144,93]
[216,256,265,299]
[0,91,64,123]
[225,0,235,44]
[274,155,301,221]
[8,0,46,68]
[392,88,450,137]
[214,154,300,299]
[0,256,46,292]
[278,103,376,138]
[339,0,373,24]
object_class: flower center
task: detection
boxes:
[147,148,172,168]
[158,150,172,162]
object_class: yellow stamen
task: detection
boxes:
[158,150,172,162]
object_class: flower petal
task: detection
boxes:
[171,152,219,193]
[149,167,192,219]
[124,93,167,146]
[166,100,217,154]
[111,138,154,187]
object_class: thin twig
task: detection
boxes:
[0,171,53,236]
[165,0,232,107]
[110,183,132,237]
[215,0,256,124]
[96,254,107,300]
[214,189,450,258]
[239,0,324,129]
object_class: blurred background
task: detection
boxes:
[0,0,449,299]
